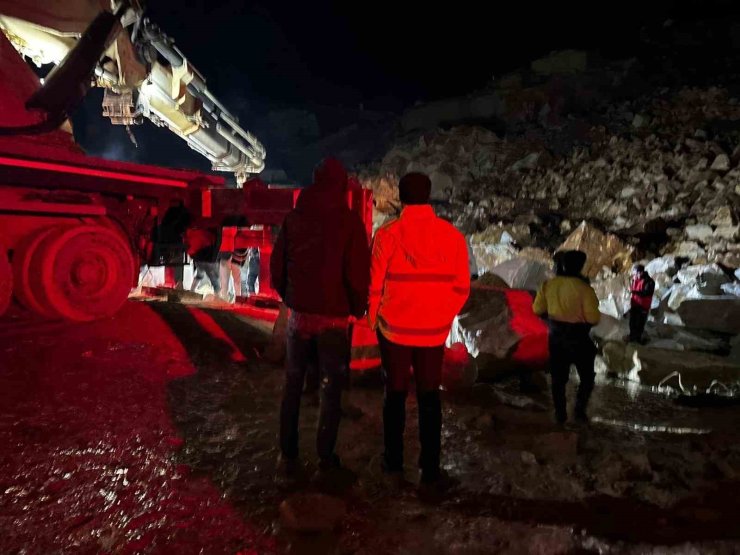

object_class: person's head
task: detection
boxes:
[560,250,587,277]
[312,157,348,193]
[633,263,646,276]
[399,172,432,206]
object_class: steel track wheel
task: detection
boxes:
[32,224,135,321]
[0,246,11,317]
[12,227,62,318]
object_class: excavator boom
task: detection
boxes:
[0,0,265,183]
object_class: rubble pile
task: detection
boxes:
[357,50,740,394]
[362,87,740,268]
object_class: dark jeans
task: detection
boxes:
[629,306,649,342]
[246,260,259,294]
[549,322,596,421]
[191,261,220,292]
[376,331,444,474]
[279,326,350,461]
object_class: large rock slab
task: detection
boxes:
[677,298,740,334]
[602,341,740,390]
[558,221,633,279]
[592,272,631,318]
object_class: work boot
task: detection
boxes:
[574,405,589,425]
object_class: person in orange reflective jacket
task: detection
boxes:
[368,172,469,485]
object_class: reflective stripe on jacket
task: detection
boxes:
[368,205,470,346]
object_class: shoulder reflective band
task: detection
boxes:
[0,156,189,188]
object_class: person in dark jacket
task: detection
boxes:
[629,264,655,343]
[271,157,370,475]
[533,250,600,424]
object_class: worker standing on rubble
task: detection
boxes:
[629,264,655,343]
[368,173,470,487]
[533,250,600,424]
[271,158,370,479]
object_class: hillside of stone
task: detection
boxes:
[362,84,740,267]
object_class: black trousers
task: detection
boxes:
[548,323,596,421]
[629,306,649,342]
[279,326,349,461]
[376,331,444,474]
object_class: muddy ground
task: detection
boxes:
[1,301,739,554]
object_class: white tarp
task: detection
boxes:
[489,258,551,291]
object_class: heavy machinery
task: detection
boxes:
[0,0,265,181]
[0,0,373,322]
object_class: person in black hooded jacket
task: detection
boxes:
[271,157,370,476]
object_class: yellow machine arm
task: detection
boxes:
[0,0,266,182]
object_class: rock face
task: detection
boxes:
[677,298,740,334]
[356,50,740,388]
[601,341,740,390]
[361,86,740,270]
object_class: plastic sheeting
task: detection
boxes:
[450,286,548,372]
[489,258,552,291]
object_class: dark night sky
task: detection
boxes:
[74,0,740,177]
[143,0,738,108]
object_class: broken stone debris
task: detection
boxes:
[359,63,740,395]
[362,87,740,270]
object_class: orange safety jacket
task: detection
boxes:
[368,205,470,346]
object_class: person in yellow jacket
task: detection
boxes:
[368,172,470,486]
[533,250,600,424]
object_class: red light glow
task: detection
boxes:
[0,156,189,188]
